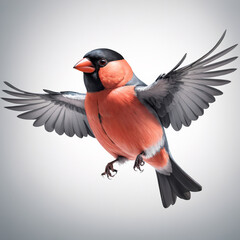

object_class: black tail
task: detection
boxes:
[156,157,202,208]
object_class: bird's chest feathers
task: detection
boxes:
[99,88,136,119]
[85,86,163,158]
[86,86,138,133]
[85,86,141,157]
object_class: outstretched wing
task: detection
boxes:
[2,82,95,138]
[135,31,238,130]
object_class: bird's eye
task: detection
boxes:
[98,59,107,67]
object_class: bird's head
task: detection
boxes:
[74,48,133,92]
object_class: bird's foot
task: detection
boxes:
[133,152,145,172]
[101,160,118,179]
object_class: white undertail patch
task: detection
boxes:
[144,136,165,159]
[144,136,172,175]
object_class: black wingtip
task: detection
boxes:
[17,112,30,119]
[43,89,58,94]
[231,68,237,73]
[222,29,227,37]
[3,81,12,88]
[43,89,51,93]
[166,53,187,77]
[17,114,24,119]
[1,97,9,102]
[224,80,231,85]
[231,44,238,49]
[220,30,227,42]
[4,106,17,111]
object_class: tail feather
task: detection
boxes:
[156,157,202,208]
[171,160,202,192]
[156,173,177,208]
[168,175,191,200]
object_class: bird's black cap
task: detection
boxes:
[84,48,124,62]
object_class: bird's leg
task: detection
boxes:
[133,151,145,172]
[101,156,127,179]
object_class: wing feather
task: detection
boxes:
[135,31,237,130]
[45,105,62,132]
[182,78,230,86]
[72,111,83,138]
[76,111,88,137]
[186,68,236,78]
[2,90,40,98]
[63,107,74,137]
[175,95,191,127]
[2,98,45,104]
[188,57,237,73]
[186,45,238,71]
[34,104,59,127]
[175,92,197,122]
[5,101,50,111]
[55,108,66,135]
[18,103,54,120]
[181,87,209,109]
[2,82,95,138]
[180,89,204,117]
[173,100,187,128]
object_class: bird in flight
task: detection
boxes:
[2,31,237,208]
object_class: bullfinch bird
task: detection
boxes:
[2,31,237,208]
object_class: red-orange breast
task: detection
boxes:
[85,86,164,163]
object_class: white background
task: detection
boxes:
[0,0,240,239]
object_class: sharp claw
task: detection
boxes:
[102,161,118,179]
[133,154,145,172]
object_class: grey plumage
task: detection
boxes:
[135,31,237,130]
[2,81,95,138]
